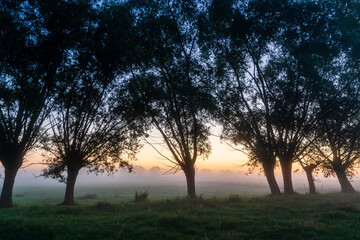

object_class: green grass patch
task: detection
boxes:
[1,193,360,240]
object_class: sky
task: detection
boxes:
[23,125,248,172]
[136,126,247,171]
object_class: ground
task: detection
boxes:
[1,192,360,240]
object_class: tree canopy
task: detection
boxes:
[1,0,360,207]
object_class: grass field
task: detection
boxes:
[1,192,360,240]
[9,182,273,206]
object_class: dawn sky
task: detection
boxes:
[22,126,247,172]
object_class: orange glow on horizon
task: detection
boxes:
[136,134,248,172]
[21,131,249,172]
[17,127,305,174]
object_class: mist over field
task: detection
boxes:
[6,166,360,198]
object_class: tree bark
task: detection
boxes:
[262,162,281,195]
[280,160,294,194]
[184,166,196,198]
[0,166,19,208]
[63,167,80,205]
[335,169,356,193]
[304,168,316,194]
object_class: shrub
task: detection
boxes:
[228,194,241,202]
[135,191,149,202]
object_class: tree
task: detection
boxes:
[303,0,360,193]
[127,0,213,198]
[40,2,142,205]
[315,82,360,193]
[297,144,323,194]
[264,0,339,194]
[0,0,89,208]
[41,79,140,205]
[201,0,287,194]
[149,166,160,176]
[204,0,337,194]
[133,165,145,174]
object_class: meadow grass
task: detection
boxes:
[1,193,360,240]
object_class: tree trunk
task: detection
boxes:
[262,162,281,195]
[335,169,356,193]
[280,160,294,194]
[184,166,196,198]
[304,168,316,194]
[0,166,19,208]
[63,168,80,205]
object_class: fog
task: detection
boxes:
[3,166,360,196]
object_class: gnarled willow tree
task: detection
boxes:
[0,0,90,208]
[40,2,142,205]
[126,0,214,198]
[41,79,140,205]
[202,0,359,194]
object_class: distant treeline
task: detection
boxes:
[0,0,359,207]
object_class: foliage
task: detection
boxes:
[134,191,149,202]
[297,143,322,175]
[126,0,215,197]
[228,194,241,202]
[40,79,139,182]
[127,0,214,169]
[201,0,360,194]
[39,2,142,183]
[304,0,360,188]
[0,0,95,207]
[0,0,86,164]
[1,0,360,204]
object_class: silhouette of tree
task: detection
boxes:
[40,2,141,205]
[297,144,323,194]
[201,0,286,194]
[264,0,340,194]
[133,165,145,174]
[149,166,160,176]
[41,80,140,205]
[203,0,340,194]
[315,78,360,193]
[0,0,90,208]
[126,0,214,198]
[299,0,360,193]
